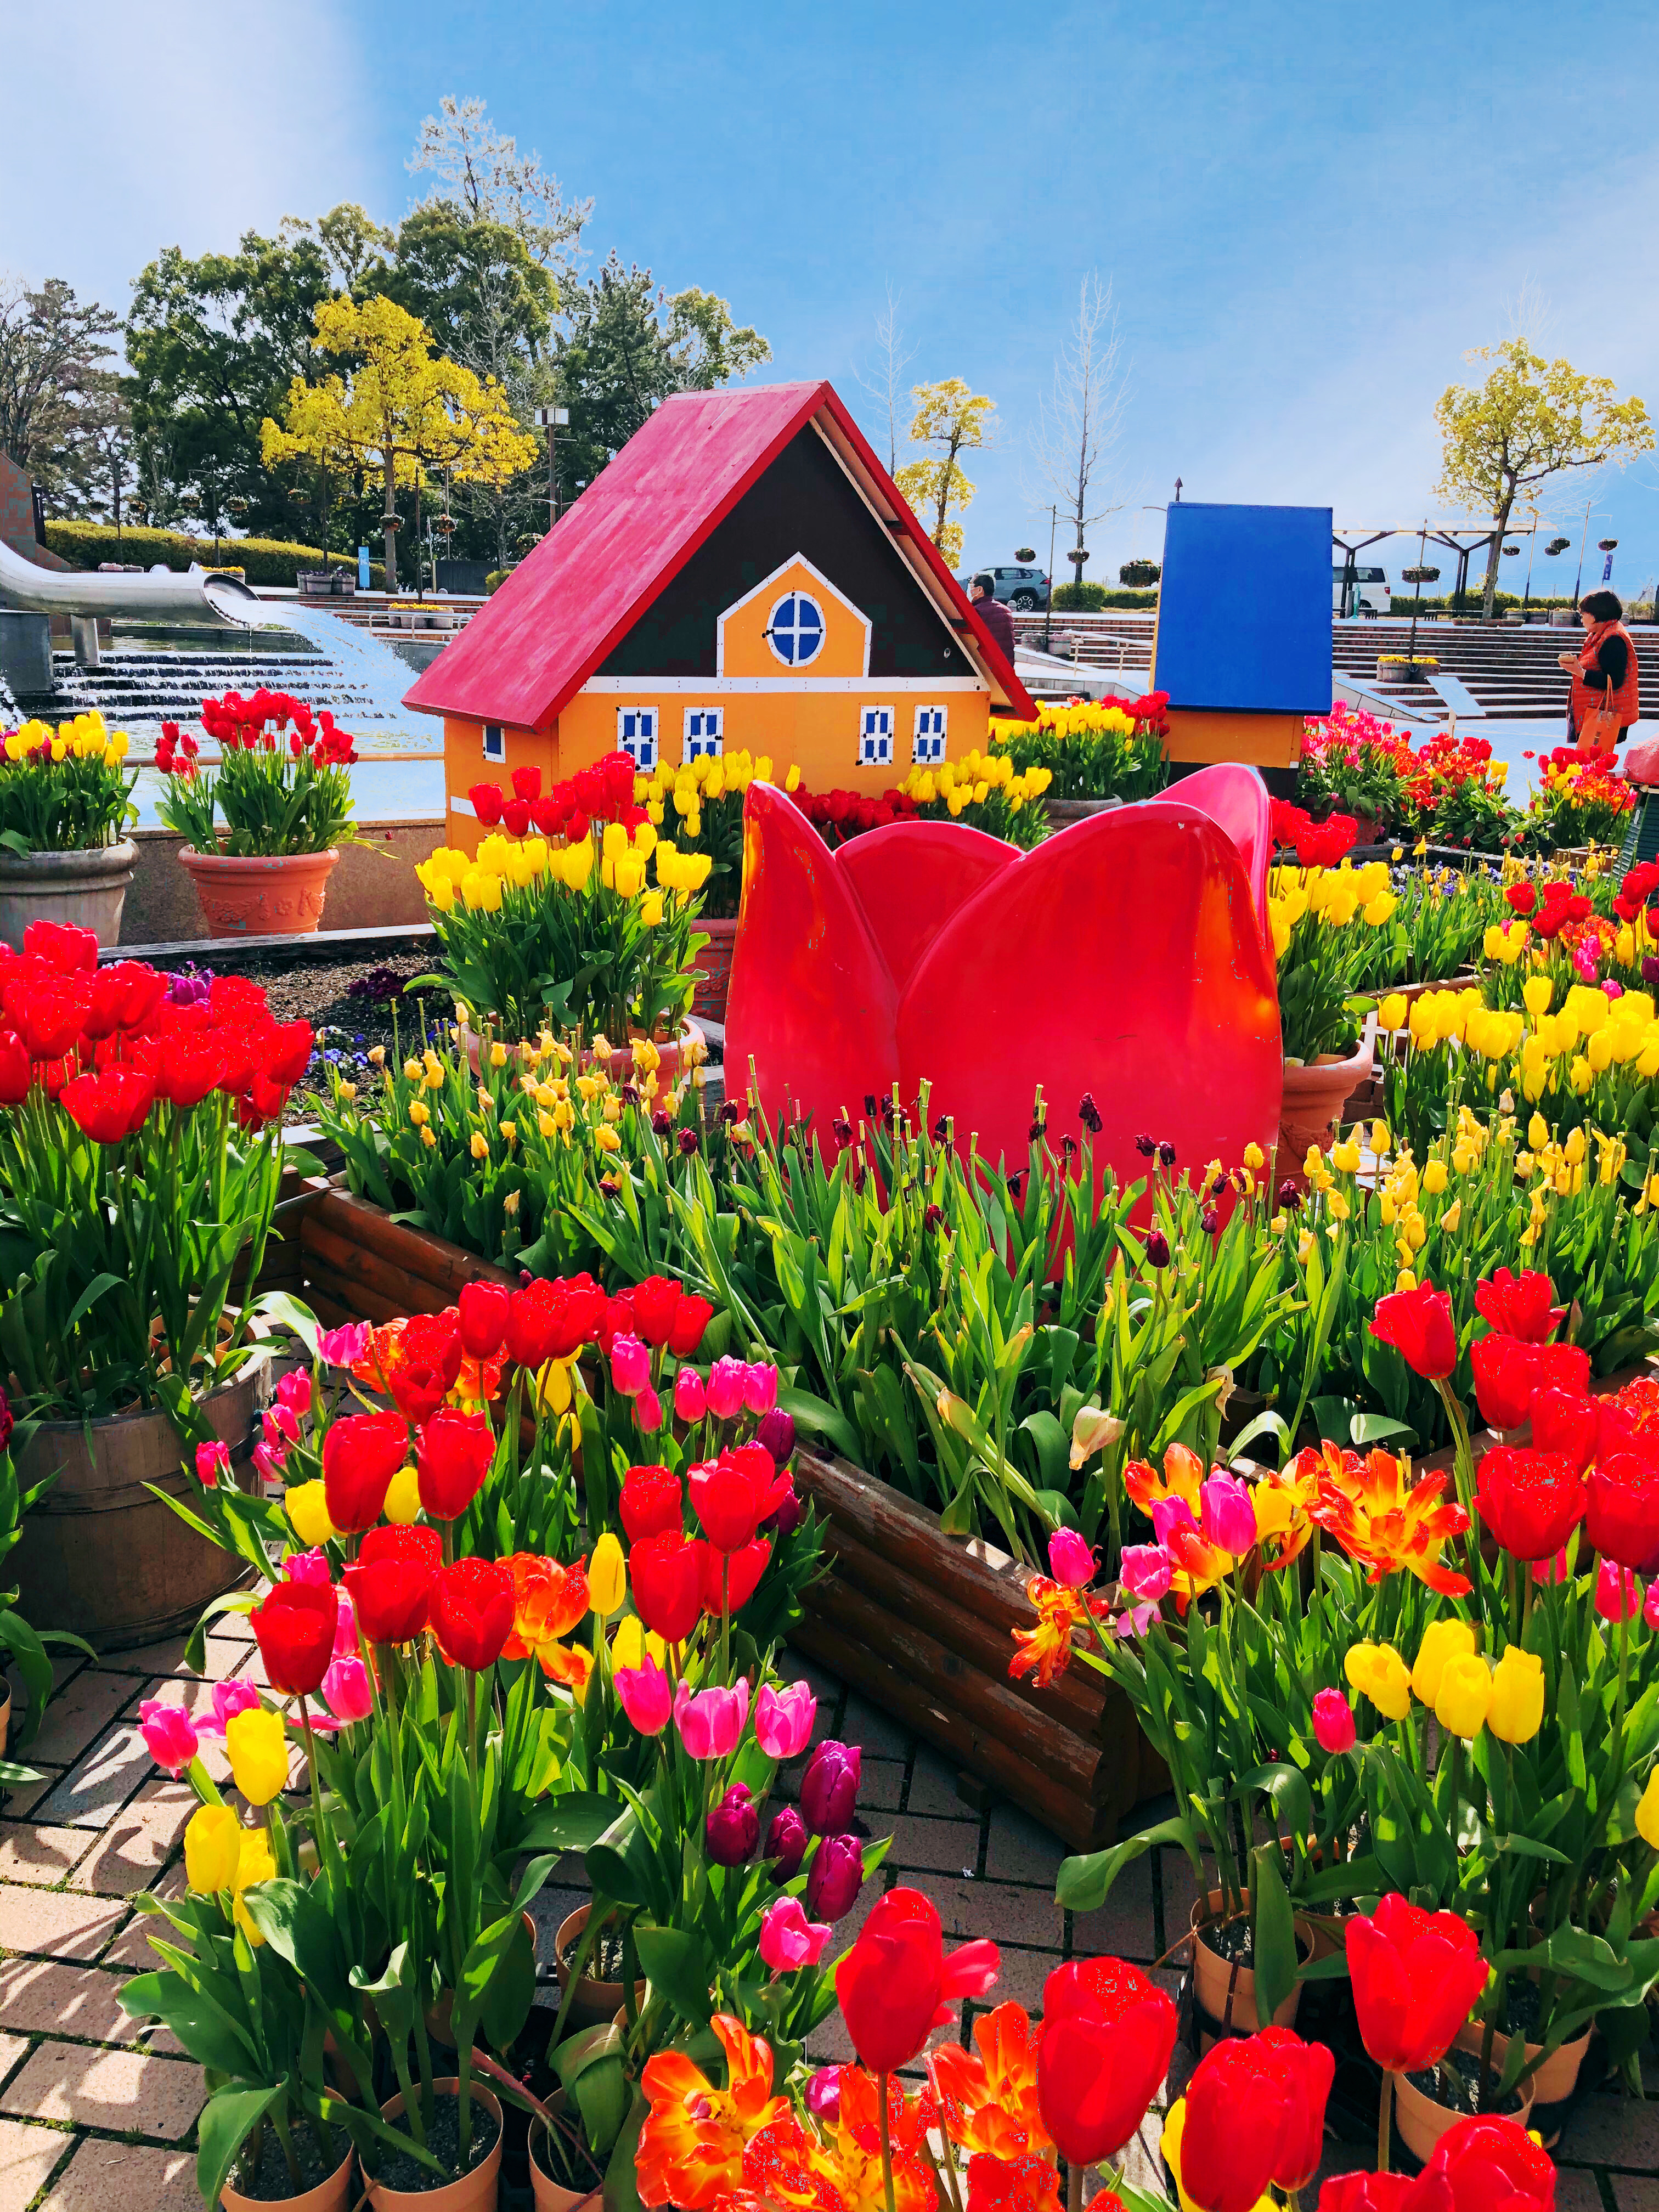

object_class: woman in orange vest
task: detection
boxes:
[1558,588,1640,752]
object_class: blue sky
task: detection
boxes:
[4,0,1658,600]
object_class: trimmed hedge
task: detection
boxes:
[1049,581,1158,612]
[43,521,386,590]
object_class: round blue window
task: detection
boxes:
[767,591,825,667]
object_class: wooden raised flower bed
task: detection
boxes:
[262,1183,516,1329]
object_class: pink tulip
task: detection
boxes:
[674,1367,707,1423]
[321,1656,373,1725]
[1313,1689,1357,1753]
[199,1678,262,1736]
[333,1586,358,1658]
[1645,1581,1659,1632]
[615,1655,673,1736]
[759,1895,832,1973]
[1113,1601,1161,1639]
[1200,1471,1257,1556]
[317,1321,372,1369]
[1047,1527,1094,1589]
[1150,1494,1199,1548]
[285,1549,332,1587]
[139,1700,199,1775]
[1598,1559,1644,1622]
[611,1334,651,1396]
[674,1674,750,1758]
[706,1356,748,1420]
[743,1362,780,1415]
[195,1440,230,1487]
[635,1383,665,1434]
[755,1680,816,1759]
[1120,1543,1172,1602]
[276,1369,313,1418]
[262,1404,300,1452]
[1533,1547,1571,1586]
[252,1441,284,1488]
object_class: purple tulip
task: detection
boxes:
[706,1782,760,1867]
[764,1481,804,1542]
[765,1803,808,1882]
[799,1740,861,1835]
[754,1407,796,1465]
[805,1830,864,1920]
[1145,1228,1171,1268]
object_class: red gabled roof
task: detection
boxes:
[403,377,1035,727]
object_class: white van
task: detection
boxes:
[1333,565,1391,617]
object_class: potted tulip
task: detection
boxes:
[156,688,360,937]
[0,710,138,951]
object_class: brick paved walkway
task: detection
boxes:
[0,1634,1655,2209]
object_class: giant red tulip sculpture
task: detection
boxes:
[725,769,1281,1190]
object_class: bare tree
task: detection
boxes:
[409,94,591,285]
[855,283,917,475]
[1030,273,1128,590]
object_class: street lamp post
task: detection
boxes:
[1045,504,1058,651]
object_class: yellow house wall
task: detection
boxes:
[717,557,868,679]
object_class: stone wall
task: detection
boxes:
[119,820,443,945]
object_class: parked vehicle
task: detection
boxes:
[1334,563,1391,617]
[957,563,1052,611]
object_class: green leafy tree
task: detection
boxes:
[1434,338,1653,618]
[0,275,121,499]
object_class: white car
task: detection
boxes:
[1334,565,1391,617]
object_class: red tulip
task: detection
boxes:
[835,1886,1000,2074]
[469,781,504,826]
[416,1408,496,1520]
[1421,2113,1556,2211]
[1534,1341,1590,1397]
[511,764,541,803]
[1318,2176,1453,2210]
[457,1280,510,1361]
[698,1532,770,1616]
[619,1464,683,1543]
[1257,2026,1336,2192]
[629,1531,706,1641]
[1370,1283,1458,1380]
[630,1275,683,1347]
[258,1020,314,1085]
[60,1068,156,1143]
[345,1523,442,1643]
[1585,1454,1659,1573]
[1346,1893,1489,2073]
[1598,1395,1656,1466]
[1474,1447,1585,1561]
[1530,1388,1598,1472]
[23,918,97,972]
[1036,1955,1176,2168]
[150,1034,229,1109]
[503,798,531,838]
[668,1295,714,1357]
[86,961,167,1039]
[690,1442,792,1553]
[0,1029,29,1105]
[595,1292,636,1352]
[430,1557,514,1669]
[1178,2036,1291,2212]
[321,1411,410,1533]
[503,1277,595,1367]
[20,985,89,1063]
[250,1577,337,1696]
[1469,1334,1537,1431]
[1473,1268,1564,1346]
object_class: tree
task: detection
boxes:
[854,282,916,475]
[1435,338,1653,618]
[262,294,537,593]
[1030,273,1126,590]
[55,371,138,541]
[894,379,994,571]
[0,275,121,497]
[408,94,590,285]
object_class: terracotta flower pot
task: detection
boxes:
[1392,2059,1534,2164]
[0,1684,9,1759]
[1188,1888,1312,2048]
[222,2140,353,2212]
[1453,2011,1593,2144]
[369,2074,503,2212]
[555,1906,645,2030]
[178,845,340,937]
[528,2106,602,2212]
[690,917,738,1024]
[1277,1022,1375,1184]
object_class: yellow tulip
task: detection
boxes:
[1331,1140,1362,1175]
[1487,1647,1544,1745]
[1344,1641,1413,1720]
[1522,976,1553,1018]
[225,1706,289,1807]
[184,1803,243,1894]
[1435,1652,1493,1741]
[284,1481,337,1549]
[233,1829,276,1945]
[1412,1618,1477,1708]
[590,1532,627,1618]
[1422,1159,1447,1195]
[382,1464,422,1525]
[1637,1769,1659,1850]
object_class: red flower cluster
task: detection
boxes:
[0,924,312,1130]
[797,787,924,847]
[1530,879,1593,941]
[620,1423,797,1636]
[469,751,641,842]
[1614,858,1659,926]
[1269,800,1361,867]
[200,689,354,766]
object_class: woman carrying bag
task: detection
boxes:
[1559,588,1640,753]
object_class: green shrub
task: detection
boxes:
[486,569,511,594]
[1119,560,1161,587]
[43,521,385,590]
[1049,580,1157,612]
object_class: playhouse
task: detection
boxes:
[403,380,1035,850]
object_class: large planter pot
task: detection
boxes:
[222,2141,354,2212]
[10,1342,272,1650]
[555,1906,645,2030]
[528,2097,602,2212]
[1189,1889,1312,2049]
[370,2075,502,2212]
[179,845,340,936]
[1045,797,1125,828]
[1277,1022,1375,1183]
[1453,2011,1593,2145]
[1392,2060,1534,2164]
[690,917,738,1024]
[0,839,137,953]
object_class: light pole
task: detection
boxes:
[534,405,569,534]
[1044,504,1058,651]
[1571,494,1595,603]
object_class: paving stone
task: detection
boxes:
[0,2118,74,2212]
[38,1724,155,1829]
[0,2042,27,2094]
[1562,2091,1659,2168]
[24,1669,132,1768]
[0,1769,65,1821]
[932,1876,1065,1951]
[0,2040,205,2139]
[0,1824,93,1884]
[39,2136,200,2212]
[984,1804,1065,1887]
[0,1884,127,1961]
[882,1814,982,1878]
[0,1957,136,2042]
[839,1691,916,1763]
[1550,2172,1610,2211]
[980,1943,1057,2011]
[906,1746,969,1818]
[1613,2178,1659,2210]
[858,1759,906,1813]
[69,1779,195,1897]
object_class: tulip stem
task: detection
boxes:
[721,1556,730,1681]
[1377,2069,1393,2174]
[878,2071,896,2212]
[1065,2162,1082,2212]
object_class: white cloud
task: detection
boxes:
[0,1,377,317]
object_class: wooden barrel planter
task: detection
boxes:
[789,1446,1168,1851]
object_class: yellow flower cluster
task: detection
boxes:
[1311,1104,1494,1282]
[417,818,709,917]
[635,748,799,836]
[994,701,1141,745]
[1268,860,1396,958]
[1401,977,1659,1101]
[1353,1620,1544,1744]
[3,709,132,768]
[900,748,1052,815]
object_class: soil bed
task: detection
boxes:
[559,1923,630,1980]
[373,2093,501,2195]
[233,2121,349,2201]
[1405,2044,1529,2118]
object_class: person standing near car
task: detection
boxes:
[1558,589,1640,751]
[970,572,1017,663]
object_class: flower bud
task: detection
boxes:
[799,1740,861,1834]
[804,1830,864,1920]
[765,1803,808,1882]
[706,1782,760,1867]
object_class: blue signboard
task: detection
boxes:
[1153,503,1332,715]
[359,544,371,591]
